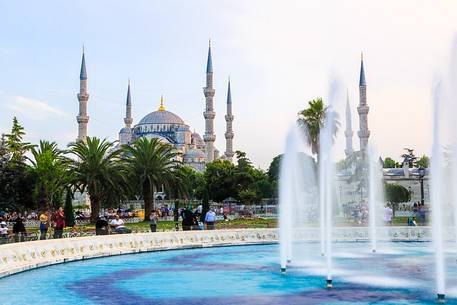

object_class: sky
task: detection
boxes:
[1,0,457,169]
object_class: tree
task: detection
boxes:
[205,159,237,202]
[267,154,282,198]
[385,183,411,216]
[238,190,257,206]
[383,157,398,168]
[64,189,75,227]
[0,119,34,211]
[6,117,33,164]
[297,98,340,156]
[401,148,417,168]
[68,137,124,221]
[415,155,430,168]
[29,140,69,212]
[172,165,204,200]
[122,137,180,220]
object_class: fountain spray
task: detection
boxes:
[431,81,445,302]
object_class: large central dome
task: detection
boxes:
[138,110,185,125]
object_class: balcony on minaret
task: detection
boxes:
[358,129,370,138]
[225,131,234,139]
[204,87,215,97]
[357,105,369,115]
[203,134,216,142]
[77,92,89,101]
[203,111,215,119]
[77,115,89,124]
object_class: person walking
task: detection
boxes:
[149,210,159,232]
[204,208,216,230]
[52,207,66,239]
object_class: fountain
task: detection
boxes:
[368,144,384,253]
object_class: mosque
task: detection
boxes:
[75,42,234,172]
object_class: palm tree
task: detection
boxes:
[121,137,180,220]
[68,137,124,221]
[29,140,69,212]
[297,98,340,156]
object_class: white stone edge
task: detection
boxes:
[0,228,278,279]
[0,226,440,279]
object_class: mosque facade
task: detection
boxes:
[76,42,234,172]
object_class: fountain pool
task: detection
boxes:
[1,242,456,304]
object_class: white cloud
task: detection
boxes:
[6,96,68,120]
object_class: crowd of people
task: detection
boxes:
[0,207,72,243]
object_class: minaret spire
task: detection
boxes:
[76,48,89,141]
[124,80,133,128]
[344,90,353,157]
[224,77,234,162]
[357,52,370,151]
[203,39,216,161]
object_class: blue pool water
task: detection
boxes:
[1,242,457,304]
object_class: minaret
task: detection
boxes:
[345,91,353,157]
[124,80,133,128]
[76,48,89,142]
[224,78,234,162]
[203,40,216,162]
[357,53,370,152]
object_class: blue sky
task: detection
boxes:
[1,1,457,169]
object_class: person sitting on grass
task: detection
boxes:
[109,215,131,234]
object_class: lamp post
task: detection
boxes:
[418,167,426,204]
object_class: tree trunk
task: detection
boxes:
[38,185,48,213]
[90,195,101,222]
[143,180,153,221]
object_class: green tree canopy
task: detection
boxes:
[6,117,33,164]
[383,157,399,168]
[297,98,340,156]
[121,137,180,220]
[385,183,411,203]
[415,155,430,168]
[29,140,69,212]
[68,137,124,221]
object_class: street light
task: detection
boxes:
[418,167,426,204]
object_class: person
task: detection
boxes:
[173,207,180,231]
[39,213,49,240]
[109,215,131,234]
[407,217,417,226]
[0,221,8,244]
[95,216,109,235]
[149,210,159,232]
[192,210,200,230]
[383,204,393,225]
[52,207,66,239]
[12,216,27,242]
[181,207,194,231]
[205,208,217,230]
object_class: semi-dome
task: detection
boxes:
[138,110,185,125]
[119,127,131,134]
[184,148,206,159]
